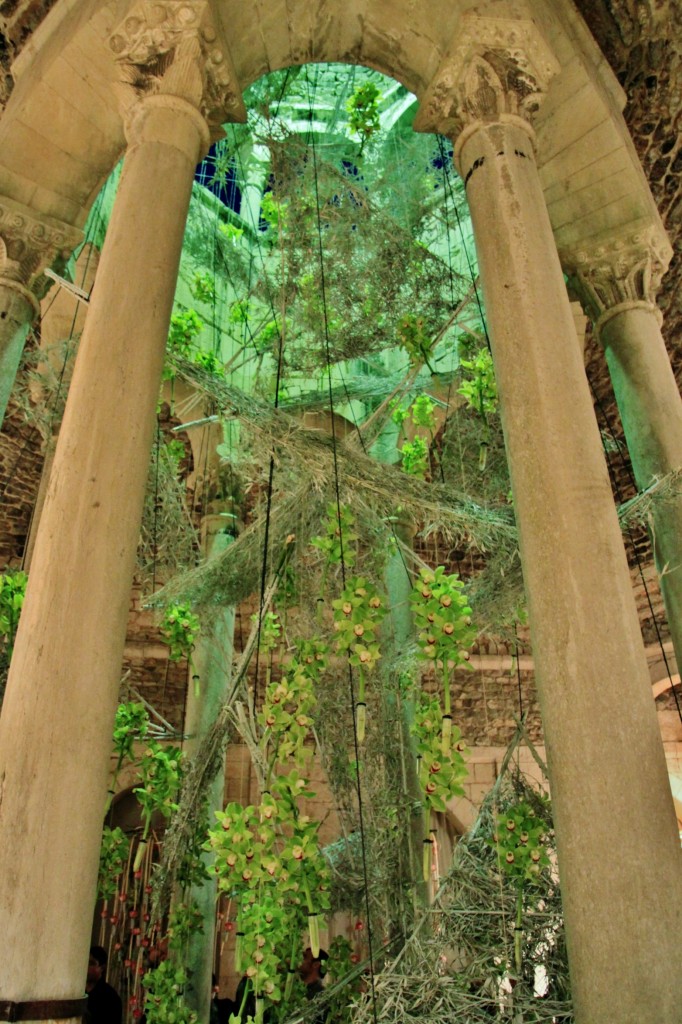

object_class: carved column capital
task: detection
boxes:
[0,195,83,311]
[414,2,559,160]
[109,0,246,140]
[564,227,672,335]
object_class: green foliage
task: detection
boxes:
[412,697,469,813]
[458,347,497,418]
[112,702,150,761]
[258,657,318,767]
[229,299,251,325]
[400,437,429,478]
[0,569,26,662]
[260,192,288,233]
[160,602,200,662]
[218,222,244,244]
[207,775,331,1001]
[98,826,130,900]
[254,319,282,356]
[190,271,216,306]
[490,800,551,882]
[410,394,436,431]
[252,609,281,654]
[142,960,197,1024]
[389,399,410,428]
[311,503,358,567]
[167,309,203,357]
[397,313,431,365]
[166,900,203,951]
[134,742,184,837]
[346,82,382,147]
[410,566,475,669]
[332,576,386,672]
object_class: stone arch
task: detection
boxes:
[0,0,664,268]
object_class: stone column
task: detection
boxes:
[416,9,682,1023]
[570,239,682,674]
[184,516,236,1023]
[0,198,82,425]
[0,3,244,1016]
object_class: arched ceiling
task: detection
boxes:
[0,0,669,276]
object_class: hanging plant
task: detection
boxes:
[167,309,203,357]
[258,658,317,768]
[457,346,498,469]
[142,960,197,1024]
[98,826,131,901]
[489,799,551,977]
[190,270,216,306]
[332,576,386,741]
[490,800,550,883]
[410,394,437,432]
[160,603,200,663]
[160,603,201,696]
[207,771,331,1009]
[410,566,475,754]
[105,701,150,814]
[397,313,432,365]
[311,502,358,568]
[346,81,382,152]
[133,742,184,869]
[412,695,469,880]
[400,436,429,478]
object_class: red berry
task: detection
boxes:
[355,921,364,931]
[119,892,127,902]
[134,870,143,880]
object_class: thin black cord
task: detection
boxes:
[437,136,491,356]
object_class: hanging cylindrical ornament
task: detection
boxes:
[235,931,245,974]
[422,836,434,883]
[308,912,320,958]
[133,839,147,873]
[355,702,367,743]
[441,714,452,756]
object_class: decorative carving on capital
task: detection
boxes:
[109,0,246,133]
[0,195,83,294]
[565,228,672,326]
[414,4,559,139]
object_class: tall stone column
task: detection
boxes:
[0,3,244,1017]
[416,8,682,1023]
[0,198,81,425]
[569,239,682,673]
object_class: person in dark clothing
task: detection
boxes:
[299,948,329,1021]
[86,945,123,1024]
